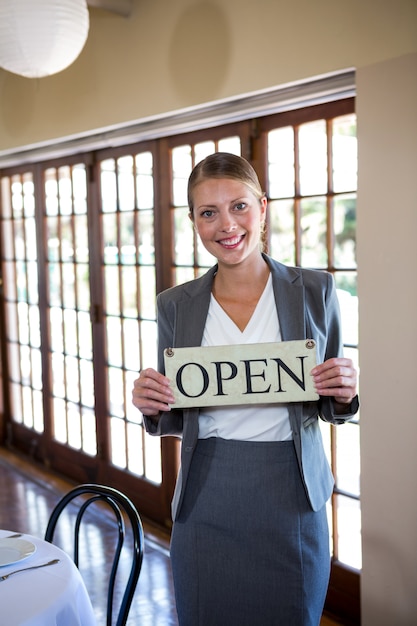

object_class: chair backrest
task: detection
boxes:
[44,483,144,626]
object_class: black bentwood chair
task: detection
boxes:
[44,484,145,626]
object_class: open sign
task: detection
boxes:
[164,339,319,408]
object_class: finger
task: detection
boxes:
[311,358,353,377]
[314,368,357,387]
[133,381,174,405]
[132,369,174,413]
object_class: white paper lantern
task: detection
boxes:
[0,0,89,78]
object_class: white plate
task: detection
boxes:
[0,538,36,567]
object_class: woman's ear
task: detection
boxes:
[260,194,267,222]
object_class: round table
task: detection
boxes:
[0,529,97,626]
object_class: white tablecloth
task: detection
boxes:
[0,530,97,626]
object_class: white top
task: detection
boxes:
[198,274,292,441]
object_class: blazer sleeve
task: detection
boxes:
[142,290,184,437]
[312,271,359,424]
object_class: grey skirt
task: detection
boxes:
[170,437,330,626]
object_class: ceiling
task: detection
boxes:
[86,0,133,17]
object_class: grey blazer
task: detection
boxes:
[144,254,359,519]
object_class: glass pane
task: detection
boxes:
[76,263,90,310]
[218,136,241,155]
[194,141,215,165]
[82,409,97,456]
[127,422,144,476]
[14,220,25,260]
[108,366,124,418]
[44,172,59,216]
[105,266,120,315]
[196,235,216,267]
[72,164,87,215]
[172,145,192,207]
[11,382,23,421]
[335,494,362,569]
[22,386,33,428]
[103,213,118,253]
[31,349,42,389]
[1,177,12,218]
[57,167,73,216]
[49,262,61,306]
[27,261,39,304]
[6,306,18,348]
[64,309,78,355]
[125,370,142,425]
[80,359,95,408]
[20,345,30,382]
[28,305,40,347]
[175,266,195,285]
[18,302,29,344]
[174,207,194,265]
[25,217,37,260]
[101,160,117,213]
[268,127,295,198]
[117,156,134,212]
[65,356,80,403]
[121,265,138,315]
[334,194,357,268]
[140,320,158,370]
[67,402,82,450]
[268,199,295,265]
[333,114,357,192]
[52,352,65,397]
[335,275,358,346]
[139,266,156,319]
[300,197,327,267]
[144,432,162,483]
[2,219,14,259]
[110,417,126,468]
[74,213,88,261]
[123,318,140,371]
[136,152,154,210]
[33,389,44,432]
[53,397,67,442]
[107,317,122,367]
[62,264,76,308]
[335,422,360,495]
[137,211,154,264]
[299,120,327,196]
[23,181,35,217]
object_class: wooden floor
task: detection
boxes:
[0,446,342,625]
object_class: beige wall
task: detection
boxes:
[0,1,416,623]
[357,52,417,625]
[0,0,416,151]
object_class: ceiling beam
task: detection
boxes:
[86,0,133,17]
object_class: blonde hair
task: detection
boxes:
[188,152,265,213]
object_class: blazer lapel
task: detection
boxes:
[174,267,216,348]
[173,258,307,347]
[266,257,306,342]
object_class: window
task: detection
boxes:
[0,95,359,622]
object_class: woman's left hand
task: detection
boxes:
[311,358,357,406]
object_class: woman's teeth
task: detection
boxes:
[219,235,242,247]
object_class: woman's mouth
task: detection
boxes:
[217,235,244,249]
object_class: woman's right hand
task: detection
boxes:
[132,368,174,417]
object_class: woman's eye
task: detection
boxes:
[234,202,246,211]
[201,209,214,218]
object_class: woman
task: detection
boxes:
[132,152,358,626]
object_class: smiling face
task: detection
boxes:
[190,177,267,268]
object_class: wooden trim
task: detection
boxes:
[0,70,355,169]
[326,560,361,625]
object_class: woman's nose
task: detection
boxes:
[219,213,237,232]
